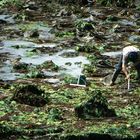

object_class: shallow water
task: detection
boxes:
[0,60,22,81]
[102,51,122,58]
[0,40,89,80]
[1,40,36,48]
[0,14,15,24]
[118,19,136,26]
[128,35,140,43]
[21,49,90,76]
[1,7,139,81]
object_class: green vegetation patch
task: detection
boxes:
[11,84,48,107]
[0,0,23,9]
[75,89,116,119]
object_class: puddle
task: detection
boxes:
[1,40,36,48]
[21,49,90,76]
[20,54,51,65]
[102,51,122,58]
[0,72,22,81]
[118,19,136,26]
[0,40,90,80]
[53,50,89,76]
[42,70,59,77]
[0,60,23,81]
[0,15,15,24]
[128,35,140,43]
[37,43,57,48]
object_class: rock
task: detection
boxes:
[43,78,60,84]
[24,1,39,11]
[129,35,140,43]
[42,70,59,77]
[102,51,122,58]
[24,29,39,38]
[57,9,68,17]
[39,30,55,42]
[60,50,78,58]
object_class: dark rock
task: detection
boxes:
[24,1,39,11]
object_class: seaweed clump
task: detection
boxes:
[12,84,48,107]
[75,89,116,119]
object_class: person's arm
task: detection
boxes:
[122,56,130,79]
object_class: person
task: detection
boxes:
[110,45,140,86]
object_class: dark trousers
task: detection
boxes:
[112,55,140,83]
[111,55,123,83]
[135,63,140,79]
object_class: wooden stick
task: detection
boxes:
[127,78,130,91]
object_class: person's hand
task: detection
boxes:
[125,74,130,80]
